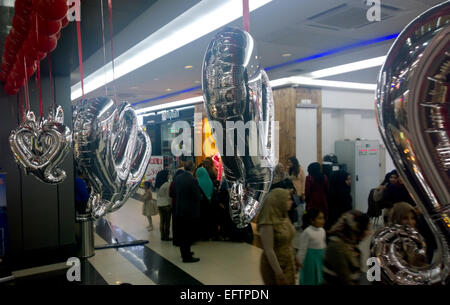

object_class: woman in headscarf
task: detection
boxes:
[323,210,371,285]
[388,202,428,266]
[270,163,299,225]
[196,167,215,240]
[305,162,329,219]
[258,188,298,285]
[327,170,352,230]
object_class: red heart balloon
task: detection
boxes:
[14,0,33,17]
[37,34,58,53]
[37,51,47,61]
[11,15,30,34]
[36,0,68,21]
[38,16,62,36]
[0,71,7,82]
[61,16,69,29]
[4,83,20,95]
[55,32,61,40]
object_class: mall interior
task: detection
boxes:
[0,0,449,287]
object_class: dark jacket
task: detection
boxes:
[174,171,202,218]
[381,183,414,209]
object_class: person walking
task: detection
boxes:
[327,170,352,230]
[258,188,298,285]
[142,181,158,231]
[270,163,299,225]
[174,161,202,263]
[323,210,371,285]
[305,162,329,220]
[155,170,172,241]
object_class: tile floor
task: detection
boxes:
[85,188,373,285]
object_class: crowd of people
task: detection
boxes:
[139,156,436,284]
[141,157,253,263]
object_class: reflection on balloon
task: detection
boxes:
[9,105,72,184]
[73,97,152,219]
[202,27,275,228]
[372,1,450,285]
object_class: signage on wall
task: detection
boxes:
[144,156,164,186]
[161,110,179,121]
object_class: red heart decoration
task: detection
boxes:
[4,83,19,95]
[61,16,69,29]
[37,34,58,53]
[35,0,68,21]
[14,0,33,17]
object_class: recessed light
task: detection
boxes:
[130,86,139,90]
[282,53,292,57]
[153,78,159,81]
[184,65,193,69]
[166,88,172,91]
[194,80,200,84]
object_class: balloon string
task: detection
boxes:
[48,53,55,108]
[100,0,108,97]
[76,20,85,99]
[242,0,250,33]
[108,0,117,103]
[37,61,43,118]
[23,57,30,113]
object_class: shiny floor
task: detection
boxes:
[84,189,373,285]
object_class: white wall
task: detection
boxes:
[321,89,395,179]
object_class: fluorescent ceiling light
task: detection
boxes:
[307,56,386,79]
[71,0,273,101]
[135,96,204,114]
[270,76,376,91]
[135,77,374,115]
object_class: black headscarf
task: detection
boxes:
[307,162,324,184]
[154,170,169,190]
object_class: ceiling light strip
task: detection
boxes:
[70,0,273,101]
[308,56,387,78]
[264,33,398,72]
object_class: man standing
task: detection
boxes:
[174,160,201,263]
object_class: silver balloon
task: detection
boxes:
[9,105,72,184]
[372,1,450,284]
[202,27,275,228]
[73,97,151,219]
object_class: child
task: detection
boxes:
[142,181,158,231]
[297,208,326,285]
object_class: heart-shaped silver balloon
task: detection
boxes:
[9,106,72,184]
[372,1,450,285]
[202,27,276,228]
[73,97,152,219]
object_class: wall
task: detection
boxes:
[321,88,395,178]
[0,75,75,269]
[273,86,321,167]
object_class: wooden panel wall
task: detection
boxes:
[273,86,322,167]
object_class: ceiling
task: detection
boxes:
[2,0,445,108]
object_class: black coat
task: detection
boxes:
[174,171,202,218]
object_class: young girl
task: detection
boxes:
[297,208,326,285]
[142,181,158,231]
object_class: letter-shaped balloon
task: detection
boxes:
[202,27,275,228]
[73,97,152,219]
[9,105,72,184]
[372,1,450,284]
